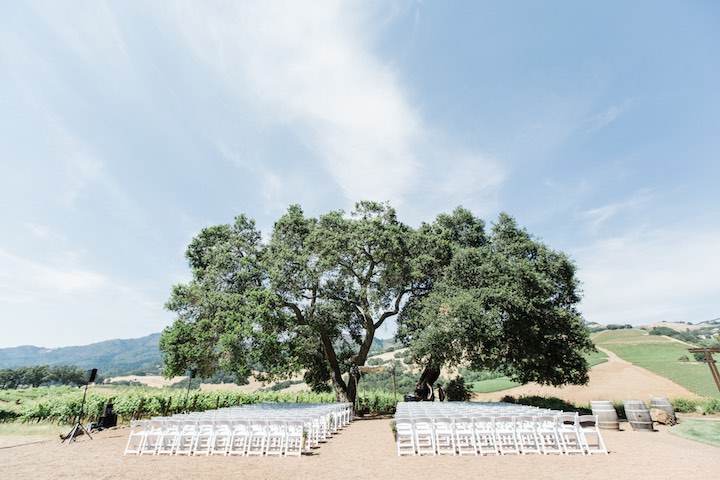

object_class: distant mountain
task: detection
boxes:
[0,332,401,378]
[0,333,162,377]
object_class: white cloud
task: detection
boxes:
[169,0,500,209]
[0,248,106,300]
[0,247,171,347]
[573,224,720,325]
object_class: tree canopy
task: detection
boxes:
[397,213,593,386]
[160,202,593,401]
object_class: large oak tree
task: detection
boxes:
[160,202,593,402]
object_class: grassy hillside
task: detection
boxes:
[467,348,609,393]
[593,329,719,398]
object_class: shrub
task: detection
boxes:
[0,408,20,422]
[503,395,590,413]
[445,376,472,402]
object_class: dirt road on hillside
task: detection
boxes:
[475,347,699,403]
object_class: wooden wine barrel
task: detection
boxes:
[590,400,620,430]
[650,397,677,423]
[624,400,654,431]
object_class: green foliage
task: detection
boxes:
[0,365,86,389]
[671,398,720,415]
[6,387,339,423]
[649,326,698,344]
[445,376,471,401]
[0,408,20,422]
[356,362,416,395]
[397,212,593,387]
[162,203,593,402]
[502,395,589,413]
[606,324,633,330]
[161,202,435,402]
[356,391,396,415]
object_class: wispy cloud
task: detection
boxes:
[0,248,106,301]
[585,98,635,133]
[169,1,501,210]
[0,247,170,347]
[581,190,652,230]
[573,223,720,325]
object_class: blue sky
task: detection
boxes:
[1,1,719,348]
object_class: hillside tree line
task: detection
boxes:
[0,365,87,389]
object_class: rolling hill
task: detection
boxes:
[0,334,162,376]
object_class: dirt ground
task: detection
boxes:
[476,348,699,404]
[0,415,717,480]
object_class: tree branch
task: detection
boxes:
[375,289,411,329]
[283,301,306,326]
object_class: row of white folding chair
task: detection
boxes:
[125,418,306,456]
[395,414,606,456]
[125,403,353,457]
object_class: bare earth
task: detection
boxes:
[0,416,717,480]
[476,347,699,404]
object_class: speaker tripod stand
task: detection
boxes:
[62,369,96,444]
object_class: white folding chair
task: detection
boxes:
[155,419,180,455]
[473,416,498,456]
[395,419,416,456]
[228,419,250,456]
[557,413,585,455]
[453,417,477,456]
[493,416,519,455]
[139,419,164,455]
[285,420,304,457]
[535,415,562,455]
[413,417,436,455]
[515,415,540,454]
[578,415,607,455]
[246,420,267,456]
[192,419,215,456]
[265,420,286,456]
[175,418,198,455]
[434,417,456,455]
[124,420,147,455]
[210,419,233,456]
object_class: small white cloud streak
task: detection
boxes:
[0,249,106,297]
[574,225,720,325]
[581,190,652,229]
[584,98,635,133]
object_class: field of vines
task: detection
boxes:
[593,329,720,398]
[0,386,397,425]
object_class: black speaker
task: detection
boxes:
[188,368,196,379]
[85,368,98,383]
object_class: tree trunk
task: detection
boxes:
[415,364,441,401]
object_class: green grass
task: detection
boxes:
[594,329,719,398]
[669,419,720,447]
[586,348,608,367]
[0,422,61,438]
[469,377,521,393]
[468,349,608,394]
